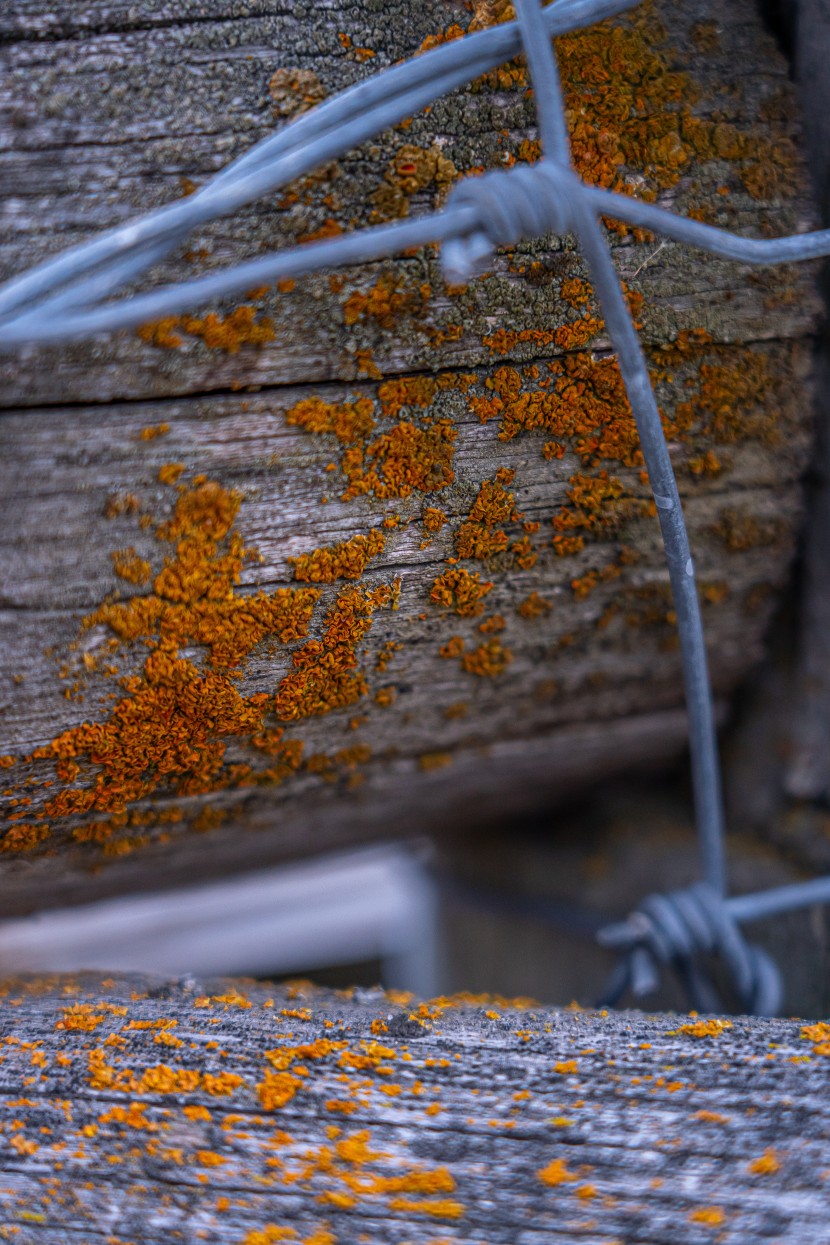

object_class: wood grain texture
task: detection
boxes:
[0,0,824,911]
[0,972,828,1244]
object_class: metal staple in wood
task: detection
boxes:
[2,0,830,1015]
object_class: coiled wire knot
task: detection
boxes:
[441,160,583,284]
[596,882,783,1016]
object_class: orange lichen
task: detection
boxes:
[419,751,453,772]
[110,548,152,586]
[268,68,326,117]
[342,272,428,328]
[430,567,494,617]
[139,424,170,441]
[678,1018,732,1039]
[1,478,355,846]
[274,582,400,721]
[460,638,512,678]
[538,1158,578,1187]
[801,1022,830,1055]
[371,143,458,221]
[139,306,275,353]
[423,507,448,534]
[689,1208,726,1227]
[291,530,386,583]
[158,463,186,486]
[456,468,522,562]
[285,395,376,444]
[285,384,462,503]
[517,591,552,619]
[748,1149,781,1176]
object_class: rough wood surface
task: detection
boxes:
[0,0,824,911]
[0,972,828,1244]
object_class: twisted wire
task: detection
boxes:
[597,883,783,1016]
[3,0,830,1014]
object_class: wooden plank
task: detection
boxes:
[0,0,823,909]
[0,971,828,1243]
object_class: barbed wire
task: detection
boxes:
[3,0,830,1015]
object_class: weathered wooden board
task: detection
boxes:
[0,972,828,1243]
[0,0,824,911]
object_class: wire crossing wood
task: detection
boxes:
[0,0,823,914]
[0,972,828,1243]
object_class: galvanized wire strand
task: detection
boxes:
[0,0,639,340]
[3,0,830,1012]
[513,0,727,895]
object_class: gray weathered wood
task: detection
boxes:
[0,971,828,1243]
[0,0,824,913]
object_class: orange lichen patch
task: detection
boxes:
[2,478,332,845]
[98,1103,157,1131]
[653,339,781,447]
[456,468,522,562]
[678,1018,732,1039]
[749,1149,781,1176]
[138,318,183,349]
[689,1208,726,1227]
[419,751,453,772]
[460,638,512,678]
[517,591,552,619]
[299,218,344,245]
[0,824,49,853]
[552,471,626,545]
[139,306,275,353]
[158,463,185,486]
[538,1158,578,1187]
[257,1070,307,1112]
[477,614,505,634]
[374,686,396,708]
[344,420,458,501]
[386,1197,465,1219]
[285,395,376,444]
[711,508,784,552]
[243,1231,335,1245]
[291,530,386,583]
[430,567,494,617]
[560,277,591,309]
[570,548,638,600]
[284,377,474,505]
[375,640,403,673]
[688,450,723,478]
[443,702,468,719]
[110,548,152,586]
[342,272,428,329]
[801,1022,830,1055]
[268,67,326,117]
[104,492,142,519]
[139,423,170,441]
[371,143,458,221]
[377,372,475,420]
[274,582,400,721]
[56,1003,125,1032]
[438,636,465,660]
[86,1047,243,1098]
[423,507,448,534]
